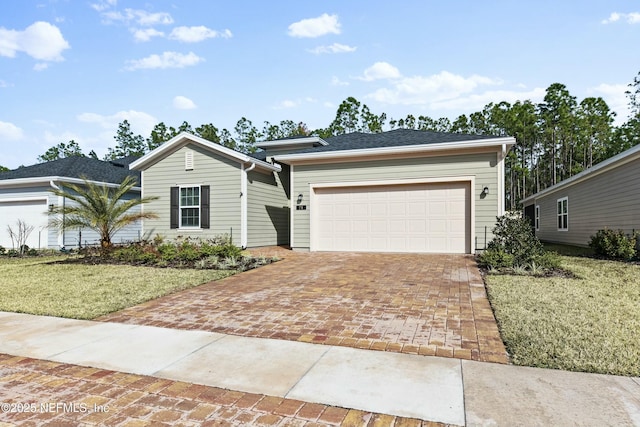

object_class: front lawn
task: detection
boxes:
[485,255,640,376]
[0,256,234,319]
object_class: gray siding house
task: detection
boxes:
[522,143,640,247]
[0,156,141,249]
[132,130,515,254]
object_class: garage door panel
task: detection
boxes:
[314,182,470,253]
[0,200,49,249]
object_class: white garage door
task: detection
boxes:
[314,182,470,253]
[0,200,50,249]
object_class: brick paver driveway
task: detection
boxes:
[99,250,508,363]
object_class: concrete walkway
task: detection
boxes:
[1,311,639,426]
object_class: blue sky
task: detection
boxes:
[1,0,638,168]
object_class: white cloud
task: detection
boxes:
[308,43,356,54]
[0,121,24,140]
[0,80,11,88]
[77,110,157,137]
[366,70,506,106]
[102,8,173,26]
[430,88,546,111]
[173,95,197,110]
[0,21,70,61]
[331,76,349,86]
[132,28,164,42]
[33,62,49,71]
[125,51,204,70]
[169,26,232,43]
[274,99,299,109]
[288,13,340,38]
[602,12,640,24]
[91,0,117,12]
[358,62,402,81]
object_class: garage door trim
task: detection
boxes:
[309,175,475,253]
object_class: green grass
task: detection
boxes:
[542,242,595,257]
[0,256,234,320]
[485,255,640,376]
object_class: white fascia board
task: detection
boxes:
[255,136,328,148]
[0,176,141,192]
[521,143,640,204]
[274,137,516,163]
[130,132,280,172]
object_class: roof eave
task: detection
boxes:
[130,132,280,172]
[0,176,141,191]
[274,137,515,163]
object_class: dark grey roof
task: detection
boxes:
[249,129,502,159]
[0,156,141,184]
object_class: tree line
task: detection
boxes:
[5,71,639,209]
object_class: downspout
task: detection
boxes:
[240,162,256,249]
[499,144,507,215]
[49,180,64,249]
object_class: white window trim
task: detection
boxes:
[535,205,540,231]
[557,197,568,231]
[179,185,201,229]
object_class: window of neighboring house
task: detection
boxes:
[535,205,540,231]
[557,197,568,231]
[180,186,200,227]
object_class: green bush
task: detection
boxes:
[479,213,558,272]
[589,229,637,260]
[0,246,5,255]
[487,213,545,265]
[477,247,514,269]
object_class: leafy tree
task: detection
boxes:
[48,176,158,252]
[147,122,176,150]
[319,97,386,137]
[38,140,85,163]
[195,123,221,143]
[0,165,10,173]
[234,117,261,153]
[537,83,578,186]
[576,97,614,169]
[105,120,146,160]
[262,120,310,140]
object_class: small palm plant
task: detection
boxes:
[49,176,158,253]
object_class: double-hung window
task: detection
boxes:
[557,197,568,231]
[170,185,210,230]
[180,186,200,227]
[535,205,540,231]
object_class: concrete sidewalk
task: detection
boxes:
[0,311,639,426]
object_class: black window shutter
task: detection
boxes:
[170,187,179,229]
[201,185,210,229]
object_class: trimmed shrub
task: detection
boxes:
[487,213,545,266]
[477,247,514,269]
[589,229,637,260]
[478,212,559,272]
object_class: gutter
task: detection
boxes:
[274,137,516,163]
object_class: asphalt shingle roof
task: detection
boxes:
[249,129,502,159]
[0,156,141,184]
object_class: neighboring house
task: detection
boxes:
[0,156,141,250]
[522,143,640,247]
[131,129,515,254]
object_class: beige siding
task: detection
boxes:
[534,157,640,246]
[247,165,290,247]
[142,143,242,245]
[292,153,499,250]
